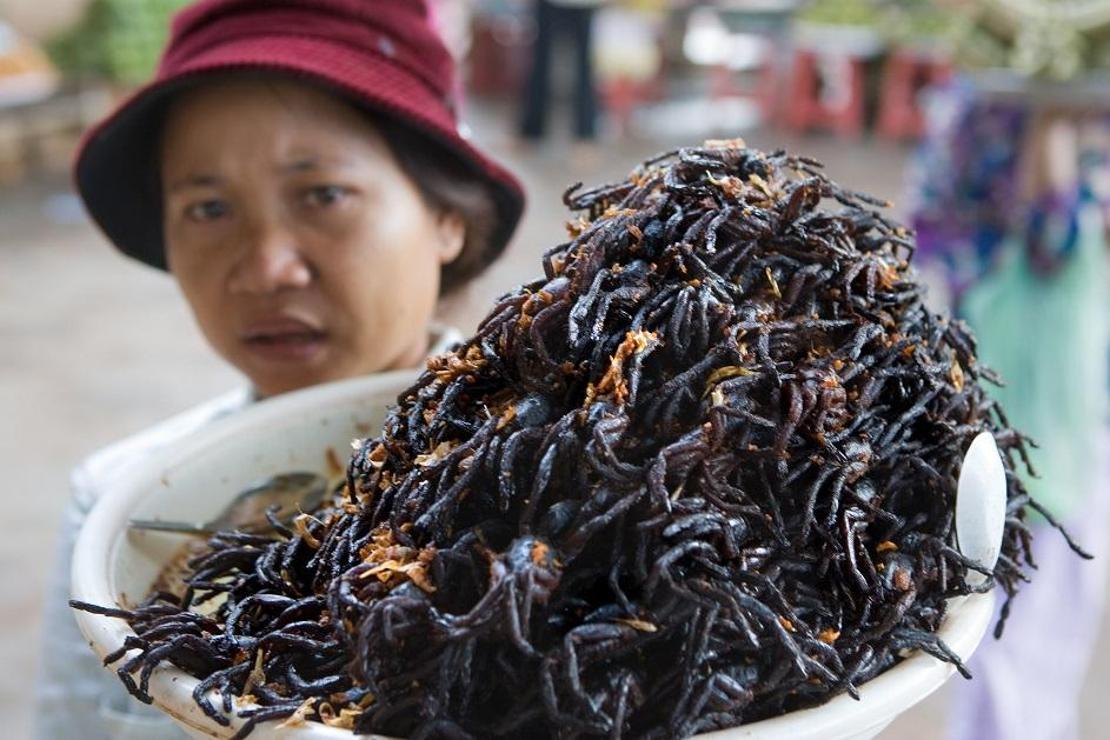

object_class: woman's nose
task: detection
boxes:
[228,221,313,294]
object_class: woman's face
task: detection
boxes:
[161,76,465,397]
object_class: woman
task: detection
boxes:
[34,1,524,737]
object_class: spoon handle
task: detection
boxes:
[128,518,211,535]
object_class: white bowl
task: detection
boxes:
[72,373,994,740]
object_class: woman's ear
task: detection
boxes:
[435,210,466,265]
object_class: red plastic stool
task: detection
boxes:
[786,48,870,138]
[600,77,642,137]
[599,53,667,138]
[877,47,953,140]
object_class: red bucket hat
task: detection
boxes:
[74,0,524,273]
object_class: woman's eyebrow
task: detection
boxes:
[167,174,223,192]
[281,156,358,173]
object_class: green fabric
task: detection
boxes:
[961,201,1109,520]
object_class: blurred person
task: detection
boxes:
[519,0,604,145]
[909,80,1110,740]
[33,0,523,737]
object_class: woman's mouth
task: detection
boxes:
[241,319,328,363]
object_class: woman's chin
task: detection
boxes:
[240,348,337,399]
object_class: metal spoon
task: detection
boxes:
[955,432,1008,587]
[129,471,329,536]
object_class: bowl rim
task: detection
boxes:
[71,373,995,739]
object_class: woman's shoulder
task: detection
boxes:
[71,388,253,512]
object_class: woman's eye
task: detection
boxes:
[184,199,229,222]
[304,185,350,207]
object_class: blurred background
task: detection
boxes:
[1,0,1107,737]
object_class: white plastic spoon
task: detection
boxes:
[955,431,1008,587]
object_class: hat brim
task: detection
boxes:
[75,36,524,275]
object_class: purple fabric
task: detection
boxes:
[907,80,1028,302]
[946,436,1110,740]
[908,79,1110,305]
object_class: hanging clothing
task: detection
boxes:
[945,195,1109,740]
[909,79,1110,740]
